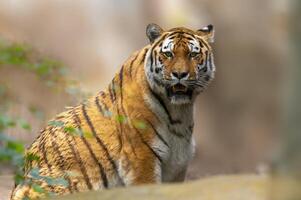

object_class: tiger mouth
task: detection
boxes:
[167,84,193,98]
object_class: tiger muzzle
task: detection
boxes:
[167,83,193,99]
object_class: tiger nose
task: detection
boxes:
[171,71,189,79]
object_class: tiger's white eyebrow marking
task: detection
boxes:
[161,37,174,53]
[188,38,201,53]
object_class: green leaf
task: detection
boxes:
[29,167,42,180]
[32,183,45,193]
[0,133,12,141]
[11,153,24,166]
[116,115,127,124]
[18,119,31,131]
[14,173,25,185]
[28,106,44,119]
[64,126,76,134]
[0,44,28,65]
[0,147,12,161]
[65,86,80,95]
[48,120,64,127]
[0,115,16,129]
[64,126,93,138]
[6,141,25,153]
[83,131,93,138]
[25,153,40,162]
[133,120,147,130]
[58,67,67,76]
[22,196,30,200]
[35,62,52,76]
[104,110,112,118]
[44,177,69,187]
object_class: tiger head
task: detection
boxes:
[145,23,215,105]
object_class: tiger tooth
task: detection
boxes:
[172,86,177,93]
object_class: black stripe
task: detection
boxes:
[143,140,163,163]
[109,79,117,103]
[208,53,213,70]
[129,54,139,79]
[112,80,117,101]
[149,33,169,72]
[170,126,186,138]
[49,128,75,193]
[119,65,124,100]
[168,31,196,39]
[189,124,194,133]
[100,91,106,98]
[199,40,204,48]
[96,92,110,117]
[118,66,137,157]
[167,124,191,142]
[40,140,51,169]
[146,120,169,148]
[184,32,199,38]
[108,88,114,103]
[199,59,204,66]
[139,48,149,66]
[135,128,163,163]
[157,40,165,50]
[168,31,184,37]
[200,38,210,51]
[150,51,154,72]
[118,65,126,119]
[158,56,163,65]
[183,34,197,42]
[174,34,184,47]
[81,104,125,186]
[73,111,109,188]
[95,96,104,115]
[152,33,169,50]
[104,80,122,154]
[167,32,202,50]
[39,139,58,193]
[149,88,181,124]
[64,131,93,190]
[112,76,124,154]
[204,51,209,73]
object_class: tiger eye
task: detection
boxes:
[190,52,199,58]
[163,52,173,58]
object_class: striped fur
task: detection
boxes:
[11,24,215,199]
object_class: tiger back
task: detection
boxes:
[11,23,215,199]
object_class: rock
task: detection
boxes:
[51,174,269,200]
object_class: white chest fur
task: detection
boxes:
[161,129,195,182]
[145,94,195,182]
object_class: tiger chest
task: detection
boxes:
[154,123,195,182]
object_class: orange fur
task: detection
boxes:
[11,25,215,199]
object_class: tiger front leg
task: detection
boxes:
[118,148,162,186]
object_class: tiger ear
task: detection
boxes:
[197,24,214,43]
[146,23,164,44]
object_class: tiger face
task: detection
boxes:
[145,24,215,105]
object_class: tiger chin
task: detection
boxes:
[11,23,215,200]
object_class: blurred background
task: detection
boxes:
[0,0,295,199]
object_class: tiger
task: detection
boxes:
[10,23,215,199]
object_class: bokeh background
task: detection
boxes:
[0,0,293,199]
